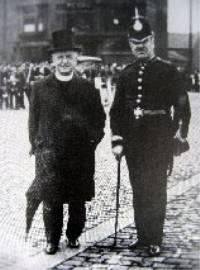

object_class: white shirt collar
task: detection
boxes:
[55,71,74,82]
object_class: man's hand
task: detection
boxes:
[29,147,35,157]
[112,145,124,161]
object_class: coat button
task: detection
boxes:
[139,70,144,75]
[136,99,141,103]
[137,94,142,98]
[138,78,142,83]
[138,86,142,90]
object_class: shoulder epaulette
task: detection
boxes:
[156,57,172,66]
[123,63,134,71]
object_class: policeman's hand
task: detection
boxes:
[112,145,124,161]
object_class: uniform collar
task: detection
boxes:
[135,56,157,66]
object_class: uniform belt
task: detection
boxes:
[143,109,166,115]
[133,108,167,119]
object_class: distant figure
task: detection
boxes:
[0,77,9,109]
[194,69,200,92]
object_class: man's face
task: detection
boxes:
[51,51,78,76]
[128,35,155,61]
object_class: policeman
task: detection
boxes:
[110,11,191,256]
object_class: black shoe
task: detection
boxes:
[45,243,59,255]
[67,238,80,248]
[148,245,161,256]
[129,240,146,249]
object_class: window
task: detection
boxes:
[23,18,36,33]
[67,12,93,31]
[38,22,44,32]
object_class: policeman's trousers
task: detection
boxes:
[126,154,168,246]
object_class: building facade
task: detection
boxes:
[0,0,168,64]
[0,0,198,70]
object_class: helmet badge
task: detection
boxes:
[132,8,143,32]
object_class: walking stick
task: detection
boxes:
[96,159,122,248]
[113,159,121,246]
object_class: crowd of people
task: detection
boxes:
[190,69,200,92]
[0,61,199,111]
[0,61,123,110]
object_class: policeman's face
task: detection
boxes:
[51,51,78,76]
[128,35,155,61]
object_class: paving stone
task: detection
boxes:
[129,267,153,270]
[74,266,90,270]
[153,263,175,268]
[80,262,93,267]
[87,254,101,259]
[165,258,189,264]
[140,260,153,267]
[143,257,165,264]
[108,266,128,270]
[54,266,73,270]
[63,260,83,267]
[178,264,193,269]
[88,258,104,263]
[90,264,109,270]
[122,256,143,263]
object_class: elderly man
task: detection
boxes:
[110,13,191,256]
[27,30,105,254]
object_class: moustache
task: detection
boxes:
[136,48,146,53]
[59,65,71,68]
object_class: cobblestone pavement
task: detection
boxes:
[52,182,200,270]
[0,93,199,269]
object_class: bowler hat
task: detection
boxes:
[48,30,81,53]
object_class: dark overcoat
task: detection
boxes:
[27,73,105,203]
[110,57,191,245]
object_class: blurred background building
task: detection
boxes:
[0,0,199,71]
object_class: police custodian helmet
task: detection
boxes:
[128,8,152,40]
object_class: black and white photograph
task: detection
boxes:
[0,0,199,269]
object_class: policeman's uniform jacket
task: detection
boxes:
[110,57,191,245]
[27,73,106,203]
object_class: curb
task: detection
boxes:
[4,172,199,270]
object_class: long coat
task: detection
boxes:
[110,57,191,245]
[27,73,105,203]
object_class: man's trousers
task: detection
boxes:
[43,200,86,245]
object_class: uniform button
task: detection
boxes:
[138,86,142,90]
[136,99,141,103]
[137,94,142,98]
[139,70,144,75]
[138,78,142,83]
[141,66,145,70]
